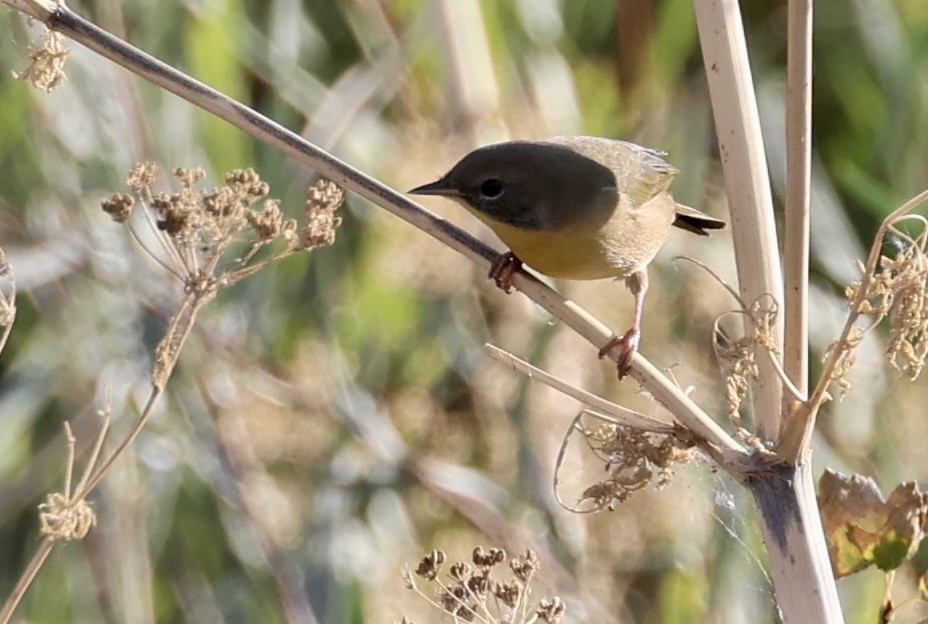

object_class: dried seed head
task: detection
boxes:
[472,546,506,569]
[439,586,473,618]
[301,179,344,249]
[466,575,490,596]
[414,550,446,580]
[126,162,159,193]
[494,581,521,607]
[226,168,270,201]
[886,247,928,379]
[449,561,472,582]
[247,200,284,241]
[403,544,547,623]
[307,177,344,210]
[713,310,762,435]
[152,192,197,237]
[14,31,69,93]
[101,193,135,223]
[38,492,95,541]
[537,597,566,623]
[571,417,697,510]
[509,549,539,583]
[173,166,206,188]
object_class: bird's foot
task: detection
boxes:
[488,251,523,293]
[598,327,641,379]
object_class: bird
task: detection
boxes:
[409,135,725,376]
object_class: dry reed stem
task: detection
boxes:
[694,0,784,441]
[783,0,813,400]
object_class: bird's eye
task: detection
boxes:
[479,178,504,199]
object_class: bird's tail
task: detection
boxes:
[673,204,727,236]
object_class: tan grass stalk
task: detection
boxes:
[693,0,784,441]
[784,0,814,402]
[694,0,844,622]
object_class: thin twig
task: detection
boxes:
[74,402,111,495]
[484,344,676,434]
[676,257,805,404]
[0,539,55,623]
[75,388,158,500]
[62,422,75,499]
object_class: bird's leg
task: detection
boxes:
[488,251,523,294]
[598,270,648,378]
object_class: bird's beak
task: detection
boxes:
[408,177,461,197]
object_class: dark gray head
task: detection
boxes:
[409,141,618,230]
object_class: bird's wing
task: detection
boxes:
[621,142,678,204]
[548,136,678,204]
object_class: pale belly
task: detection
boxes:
[476,195,676,281]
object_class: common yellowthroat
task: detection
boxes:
[409,136,725,374]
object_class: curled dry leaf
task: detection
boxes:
[819,469,928,577]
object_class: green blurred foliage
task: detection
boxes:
[0,0,927,623]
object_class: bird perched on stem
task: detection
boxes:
[410,136,725,377]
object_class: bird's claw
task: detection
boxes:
[598,327,641,379]
[488,252,523,293]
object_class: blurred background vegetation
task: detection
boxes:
[1,0,927,622]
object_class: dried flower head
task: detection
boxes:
[402,546,561,624]
[301,179,344,249]
[247,200,284,241]
[104,164,344,290]
[714,321,759,438]
[174,166,206,188]
[565,415,696,511]
[509,549,539,583]
[126,162,159,193]
[102,163,344,388]
[449,562,472,582]
[101,193,135,223]
[881,242,928,379]
[14,30,69,93]
[226,167,270,201]
[415,550,446,581]
[472,545,505,570]
[825,213,928,401]
[38,492,96,541]
[708,292,780,444]
[536,597,566,623]
[494,581,521,608]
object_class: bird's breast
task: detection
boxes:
[472,192,677,281]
